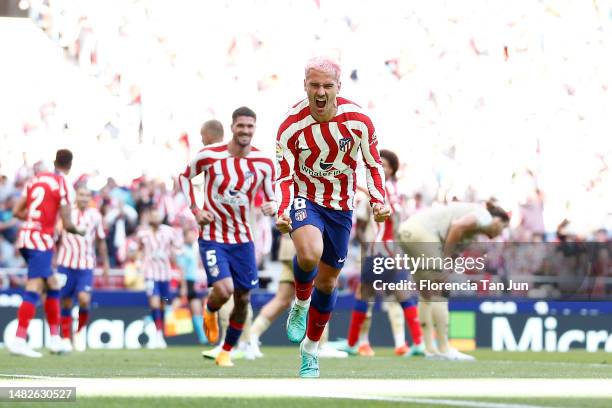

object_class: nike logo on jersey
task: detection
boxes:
[251,279,259,286]
[337,257,346,263]
[319,162,335,171]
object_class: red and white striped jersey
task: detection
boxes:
[57,207,105,270]
[16,172,71,251]
[137,224,181,281]
[375,180,400,242]
[358,180,401,257]
[276,97,386,215]
[178,143,275,244]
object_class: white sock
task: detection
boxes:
[358,330,369,346]
[302,337,318,355]
[393,332,406,348]
[296,298,310,308]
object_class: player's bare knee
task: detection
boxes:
[78,292,91,307]
[216,289,232,304]
[46,275,60,290]
[149,296,161,308]
[294,235,323,271]
[296,252,320,272]
[25,278,43,293]
[212,280,234,303]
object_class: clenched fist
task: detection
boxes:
[193,208,215,227]
[261,201,277,216]
[276,213,292,234]
[372,203,391,223]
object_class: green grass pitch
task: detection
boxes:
[0,347,610,407]
[1,347,610,379]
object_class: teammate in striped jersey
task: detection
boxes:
[8,149,83,358]
[201,119,224,146]
[343,150,424,358]
[275,57,391,377]
[179,107,277,367]
[136,208,182,349]
[57,186,109,352]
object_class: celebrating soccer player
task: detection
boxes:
[179,107,277,367]
[8,149,84,358]
[275,56,391,378]
[57,186,110,352]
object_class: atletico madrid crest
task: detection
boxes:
[295,209,307,221]
[209,265,220,278]
[339,137,352,152]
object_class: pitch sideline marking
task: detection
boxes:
[345,395,561,408]
[0,377,610,398]
[0,376,569,408]
[0,374,58,379]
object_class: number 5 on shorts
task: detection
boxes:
[205,250,217,267]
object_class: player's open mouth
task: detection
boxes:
[315,98,326,109]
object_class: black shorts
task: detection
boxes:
[186,280,204,301]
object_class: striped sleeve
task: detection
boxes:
[261,158,276,203]
[58,175,70,206]
[178,148,213,210]
[358,114,386,206]
[275,126,298,217]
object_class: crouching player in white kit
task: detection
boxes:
[136,208,182,349]
[398,201,509,360]
[57,186,109,352]
[179,106,277,367]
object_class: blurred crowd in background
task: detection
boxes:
[0,0,610,296]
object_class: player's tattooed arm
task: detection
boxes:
[12,196,27,220]
[59,205,85,236]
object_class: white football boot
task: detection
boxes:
[8,337,42,358]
